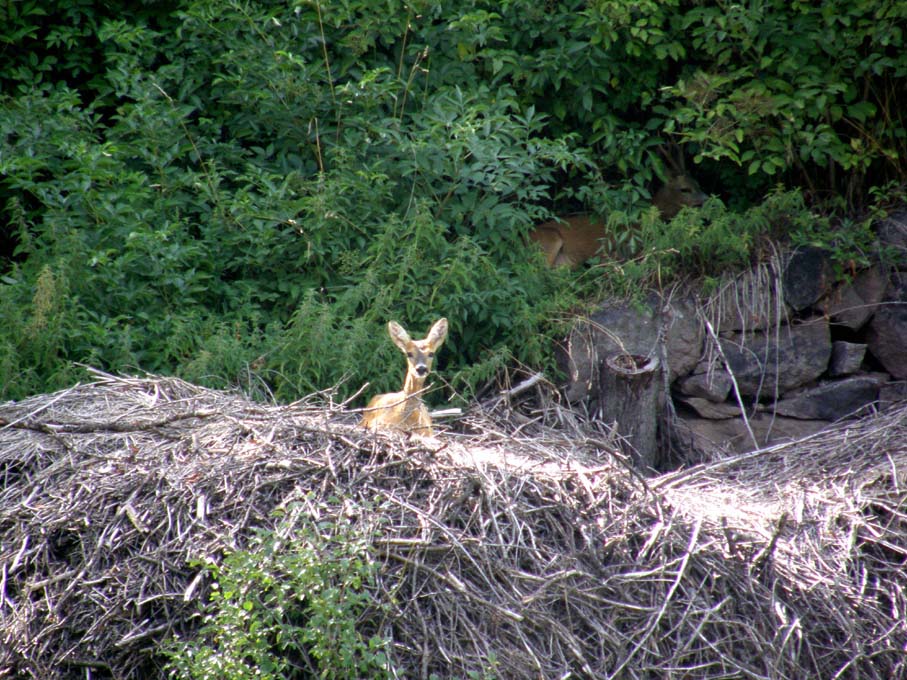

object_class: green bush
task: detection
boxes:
[668,0,907,201]
[165,501,393,680]
[1,0,905,401]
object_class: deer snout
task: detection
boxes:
[414,364,429,377]
[688,190,707,207]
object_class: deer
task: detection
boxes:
[529,156,707,269]
[360,318,449,436]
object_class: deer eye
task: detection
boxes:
[427,352,434,358]
[406,351,414,358]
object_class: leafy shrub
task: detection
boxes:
[1,0,905,401]
[0,0,587,403]
[165,501,393,680]
[668,0,907,202]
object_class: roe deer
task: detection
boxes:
[360,318,449,435]
[530,171,707,269]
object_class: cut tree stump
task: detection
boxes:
[599,353,660,470]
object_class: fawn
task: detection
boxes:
[360,318,449,435]
[530,166,706,269]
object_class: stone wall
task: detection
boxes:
[560,209,907,466]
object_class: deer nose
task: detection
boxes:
[415,365,428,376]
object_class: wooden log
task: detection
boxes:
[598,353,660,470]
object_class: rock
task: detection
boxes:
[828,342,866,377]
[561,295,702,402]
[703,263,789,332]
[674,412,830,457]
[876,208,907,254]
[676,357,733,402]
[560,303,657,403]
[768,376,881,420]
[663,297,704,380]
[818,265,886,330]
[866,272,907,379]
[719,317,831,399]
[676,396,741,420]
[879,381,907,408]
[783,246,833,311]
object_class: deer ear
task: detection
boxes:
[388,321,412,350]
[426,318,449,347]
[656,142,686,176]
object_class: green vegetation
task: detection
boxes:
[165,501,393,680]
[1,0,905,402]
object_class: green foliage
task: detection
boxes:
[667,0,907,200]
[588,187,874,297]
[165,501,393,680]
[1,0,905,402]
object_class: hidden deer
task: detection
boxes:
[360,318,449,436]
[530,167,706,269]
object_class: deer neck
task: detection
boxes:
[403,370,426,397]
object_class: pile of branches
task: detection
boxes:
[1,371,906,679]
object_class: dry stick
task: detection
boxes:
[0,383,79,431]
[608,517,703,680]
[4,372,906,679]
[501,372,546,398]
[354,384,433,415]
[763,246,786,441]
[703,319,760,451]
[748,512,788,577]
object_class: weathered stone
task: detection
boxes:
[783,246,833,311]
[866,272,907,379]
[560,303,656,403]
[876,208,907,254]
[674,412,830,457]
[719,317,831,399]
[819,266,886,330]
[828,341,866,377]
[663,297,704,380]
[676,396,742,420]
[676,358,733,402]
[561,295,702,402]
[703,263,789,332]
[768,376,881,420]
[879,381,907,409]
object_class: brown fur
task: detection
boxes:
[530,172,706,269]
[360,318,448,435]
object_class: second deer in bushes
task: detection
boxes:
[530,163,707,269]
[360,318,448,436]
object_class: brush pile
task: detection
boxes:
[1,371,906,678]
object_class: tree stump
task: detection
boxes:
[598,353,660,470]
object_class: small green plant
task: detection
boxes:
[165,500,393,680]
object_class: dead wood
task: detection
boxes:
[1,369,905,679]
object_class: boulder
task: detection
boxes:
[719,317,832,399]
[876,209,907,254]
[879,381,907,409]
[866,272,907,379]
[676,396,742,420]
[783,246,833,311]
[818,266,886,330]
[828,341,866,377]
[561,296,702,402]
[674,412,830,457]
[768,376,882,420]
[663,297,704,380]
[676,357,733,402]
[703,263,789,332]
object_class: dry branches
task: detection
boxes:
[1,371,905,678]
